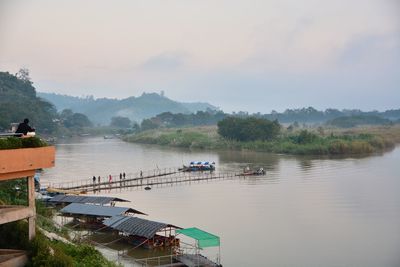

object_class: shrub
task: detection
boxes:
[0,137,22,149]
[349,141,373,154]
[0,137,47,150]
[328,140,349,154]
[292,130,318,144]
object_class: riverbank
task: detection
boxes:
[124,125,400,155]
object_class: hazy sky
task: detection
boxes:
[0,0,399,113]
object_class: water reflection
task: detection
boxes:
[297,157,313,172]
[217,149,281,178]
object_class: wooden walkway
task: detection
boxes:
[50,168,242,193]
[133,253,220,267]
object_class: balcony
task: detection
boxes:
[0,146,55,181]
[0,144,55,241]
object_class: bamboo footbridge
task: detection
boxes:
[47,167,246,194]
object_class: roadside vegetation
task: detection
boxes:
[125,117,400,155]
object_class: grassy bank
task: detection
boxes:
[124,125,400,155]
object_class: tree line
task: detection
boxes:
[2,69,398,136]
[228,107,400,123]
[139,110,226,131]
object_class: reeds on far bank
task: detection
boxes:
[124,125,400,156]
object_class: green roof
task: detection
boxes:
[176,227,220,248]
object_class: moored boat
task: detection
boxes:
[179,161,216,172]
[241,167,266,176]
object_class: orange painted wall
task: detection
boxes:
[0,146,55,181]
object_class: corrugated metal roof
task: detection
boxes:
[102,214,130,226]
[49,195,129,205]
[103,215,181,239]
[60,203,146,217]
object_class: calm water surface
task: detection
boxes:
[42,137,400,267]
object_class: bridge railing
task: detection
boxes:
[50,169,241,192]
[50,167,181,190]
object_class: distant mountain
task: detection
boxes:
[38,92,218,125]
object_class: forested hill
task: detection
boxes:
[0,71,57,133]
[38,92,217,125]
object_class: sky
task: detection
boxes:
[0,0,399,113]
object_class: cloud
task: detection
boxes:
[139,52,187,71]
[1,0,399,113]
[335,33,400,68]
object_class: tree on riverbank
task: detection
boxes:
[217,117,281,141]
[110,116,132,128]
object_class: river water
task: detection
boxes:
[41,137,400,267]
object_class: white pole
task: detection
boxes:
[219,244,221,265]
[197,240,199,267]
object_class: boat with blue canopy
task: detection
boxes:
[179,161,216,172]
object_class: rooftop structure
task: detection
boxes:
[103,215,180,239]
[60,203,146,217]
[176,227,221,267]
[49,195,129,205]
[176,227,220,248]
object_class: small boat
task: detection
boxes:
[241,167,266,176]
[103,135,114,139]
[179,161,216,172]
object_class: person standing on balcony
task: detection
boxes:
[15,118,35,135]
